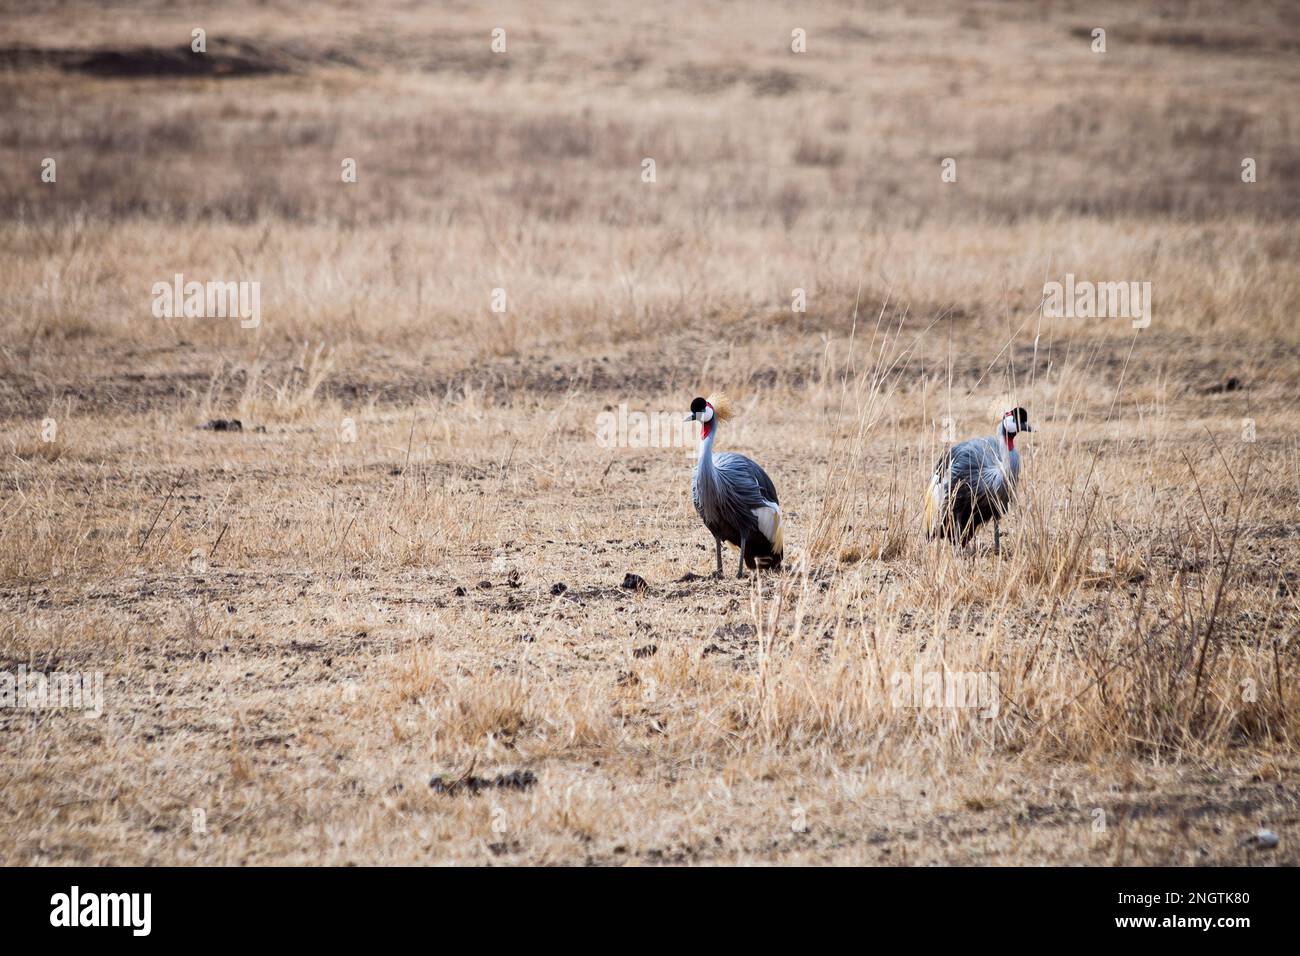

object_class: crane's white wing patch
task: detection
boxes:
[924,473,944,535]
[752,503,781,546]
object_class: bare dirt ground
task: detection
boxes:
[1,0,1299,865]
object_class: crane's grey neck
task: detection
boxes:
[697,424,719,480]
[996,420,1017,454]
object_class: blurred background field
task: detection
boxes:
[0,0,1297,865]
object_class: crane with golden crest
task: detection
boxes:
[685,393,784,578]
[925,407,1034,551]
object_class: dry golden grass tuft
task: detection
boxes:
[1,0,1298,865]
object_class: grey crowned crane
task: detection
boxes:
[686,394,784,578]
[925,407,1033,551]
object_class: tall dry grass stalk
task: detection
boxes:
[2,0,1297,865]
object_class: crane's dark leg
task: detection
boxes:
[993,519,1001,555]
[736,536,747,579]
[713,536,723,579]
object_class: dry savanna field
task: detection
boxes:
[2,0,1299,865]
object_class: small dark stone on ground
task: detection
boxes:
[1203,376,1244,394]
[429,769,538,796]
[199,418,242,431]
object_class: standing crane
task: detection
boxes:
[925,407,1033,551]
[686,394,784,578]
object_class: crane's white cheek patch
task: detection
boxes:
[752,505,782,549]
[699,407,714,423]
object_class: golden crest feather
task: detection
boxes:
[989,394,1019,424]
[705,392,733,422]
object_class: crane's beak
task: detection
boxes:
[684,412,696,422]
[1022,423,1034,432]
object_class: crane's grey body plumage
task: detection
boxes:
[926,408,1031,549]
[687,396,783,577]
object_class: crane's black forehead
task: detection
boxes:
[690,397,708,413]
[1011,406,1029,425]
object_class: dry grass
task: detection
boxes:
[1,0,1298,865]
